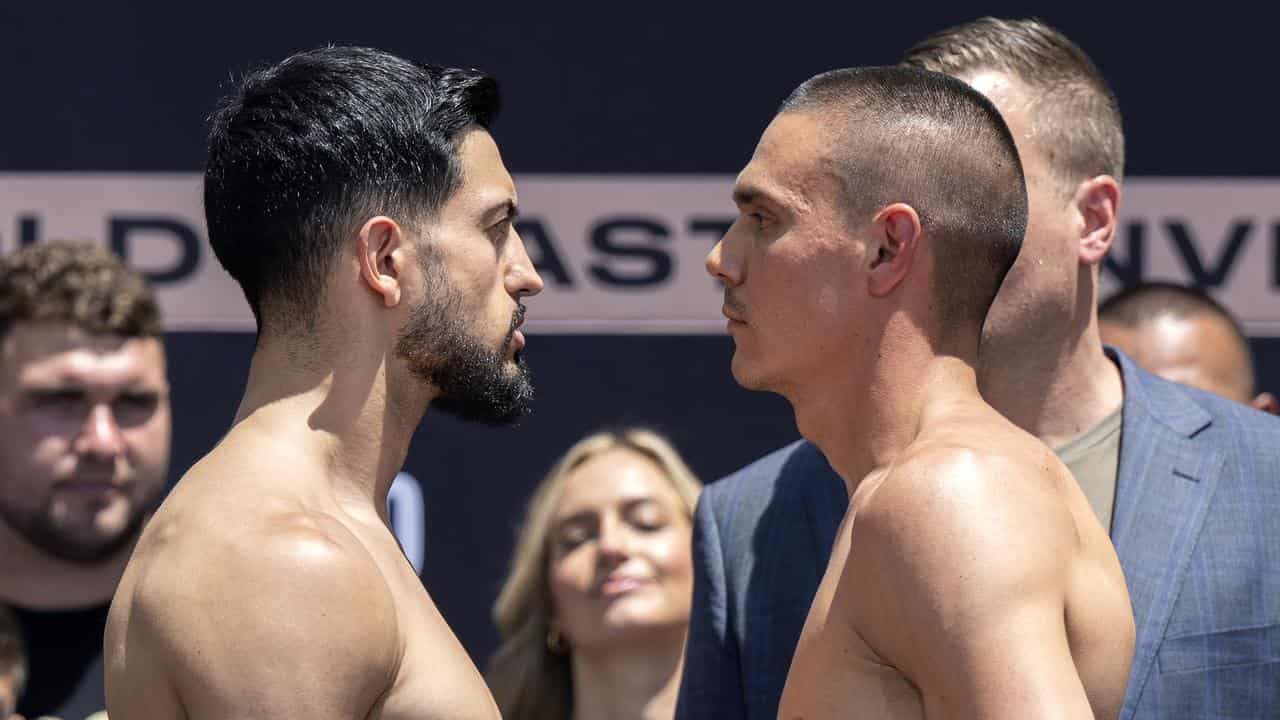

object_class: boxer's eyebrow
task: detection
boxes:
[481,199,518,226]
[732,186,762,207]
[733,182,785,213]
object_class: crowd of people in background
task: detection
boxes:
[1,14,1278,720]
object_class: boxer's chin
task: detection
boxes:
[396,288,534,424]
[432,351,534,425]
[730,348,768,391]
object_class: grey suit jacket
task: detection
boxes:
[675,350,1280,719]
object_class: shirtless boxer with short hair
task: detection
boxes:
[105,46,544,719]
[706,66,1134,719]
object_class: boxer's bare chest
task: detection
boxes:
[778,504,924,720]
[355,524,501,720]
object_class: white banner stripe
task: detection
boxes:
[3,174,1279,335]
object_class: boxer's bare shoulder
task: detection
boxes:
[780,405,1133,719]
[106,475,401,719]
[107,442,501,720]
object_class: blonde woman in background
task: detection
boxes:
[488,428,702,720]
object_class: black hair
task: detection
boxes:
[204,46,500,335]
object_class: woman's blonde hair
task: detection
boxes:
[486,428,702,720]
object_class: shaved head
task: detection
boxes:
[777,66,1028,333]
[1100,282,1274,411]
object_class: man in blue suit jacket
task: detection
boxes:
[677,17,1280,720]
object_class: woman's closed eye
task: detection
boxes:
[626,502,669,532]
[555,521,595,551]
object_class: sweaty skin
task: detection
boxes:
[103,435,499,720]
[105,129,541,720]
[777,390,1135,720]
[707,108,1135,720]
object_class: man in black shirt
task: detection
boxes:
[0,241,171,720]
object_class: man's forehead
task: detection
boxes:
[5,323,111,353]
[1131,315,1252,397]
[555,456,679,515]
[2,324,166,383]
[1128,314,1247,370]
[453,128,516,207]
[1164,313,1250,358]
[961,70,1038,143]
[756,112,832,163]
[961,70,1035,110]
[735,114,836,211]
[732,166,785,205]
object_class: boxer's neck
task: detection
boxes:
[793,329,980,496]
[234,334,430,511]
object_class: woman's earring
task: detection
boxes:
[546,625,568,655]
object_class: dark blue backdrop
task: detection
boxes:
[4,1,1279,664]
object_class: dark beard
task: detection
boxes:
[395,268,533,425]
[0,489,150,565]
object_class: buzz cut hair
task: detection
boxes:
[779,65,1028,335]
[1100,281,1255,393]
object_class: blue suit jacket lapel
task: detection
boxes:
[796,443,846,576]
[1108,350,1223,720]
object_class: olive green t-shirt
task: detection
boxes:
[1054,407,1123,532]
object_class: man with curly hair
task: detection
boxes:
[0,240,171,720]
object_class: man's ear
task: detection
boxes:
[867,202,921,298]
[357,216,405,308]
[1250,391,1279,415]
[1075,175,1120,266]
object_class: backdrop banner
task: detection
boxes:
[3,174,1279,334]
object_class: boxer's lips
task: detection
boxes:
[723,306,747,334]
[509,308,527,355]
